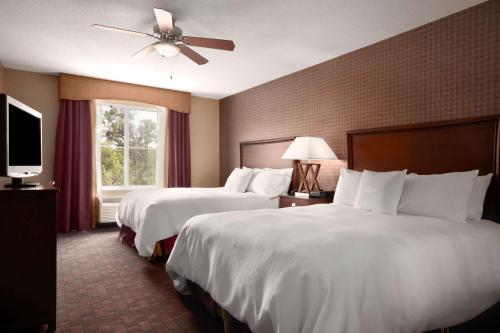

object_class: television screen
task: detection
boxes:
[8,103,42,166]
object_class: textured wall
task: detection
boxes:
[220,0,500,189]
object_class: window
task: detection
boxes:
[96,102,165,190]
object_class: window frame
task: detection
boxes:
[95,101,165,191]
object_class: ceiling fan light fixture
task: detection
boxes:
[94,8,235,65]
[154,42,180,57]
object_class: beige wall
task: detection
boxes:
[190,96,220,187]
[1,68,59,186]
[0,68,220,188]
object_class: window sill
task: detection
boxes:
[100,186,163,198]
[101,185,162,191]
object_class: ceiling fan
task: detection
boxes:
[93,8,235,65]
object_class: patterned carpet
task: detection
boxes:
[56,228,223,333]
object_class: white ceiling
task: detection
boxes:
[0,0,486,99]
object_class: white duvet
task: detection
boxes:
[117,187,278,257]
[166,204,500,333]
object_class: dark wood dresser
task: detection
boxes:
[0,186,58,332]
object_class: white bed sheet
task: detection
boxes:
[166,204,500,333]
[117,187,278,257]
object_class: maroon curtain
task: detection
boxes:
[53,100,93,232]
[168,110,191,187]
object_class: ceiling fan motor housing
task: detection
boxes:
[153,25,184,43]
[93,8,234,65]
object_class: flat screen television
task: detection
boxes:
[0,93,42,187]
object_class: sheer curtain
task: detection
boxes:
[168,110,191,187]
[53,99,93,232]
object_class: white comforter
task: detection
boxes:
[117,187,278,257]
[166,204,500,333]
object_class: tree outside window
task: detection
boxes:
[96,103,165,189]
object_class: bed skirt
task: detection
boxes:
[186,280,500,333]
[118,225,177,257]
[188,281,252,333]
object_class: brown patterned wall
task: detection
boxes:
[220,0,500,189]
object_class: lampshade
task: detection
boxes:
[281,136,337,160]
[154,42,180,57]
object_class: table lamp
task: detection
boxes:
[281,136,337,193]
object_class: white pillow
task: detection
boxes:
[398,170,479,222]
[245,167,293,194]
[334,168,362,206]
[245,167,264,193]
[247,171,286,198]
[467,173,492,221]
[224,168,254,193]
[265,168,293,194]
[353,170,407,215]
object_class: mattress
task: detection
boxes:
[117,187,278,256]
[166,204,500,333]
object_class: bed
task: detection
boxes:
[117,137,298,257]
[166,116,500,333]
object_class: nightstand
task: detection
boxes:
[279,194,333,208]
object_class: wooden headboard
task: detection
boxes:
[347,116,500,222]
[240,137,299,192]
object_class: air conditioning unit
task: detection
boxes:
[98,196,122,224]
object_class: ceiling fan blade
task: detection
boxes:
[93,24,152,37]
[184,36,235,51]
[153,8,174,33]
[179,46,208,65]
[132,43,157,58]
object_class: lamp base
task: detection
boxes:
[297,162,321,193]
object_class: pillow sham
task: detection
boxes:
[245,167,293,194]
[247,171,286,198]
[467,173,492,221]
[268,168,294,194]
[353,170,407,215]
[224,168,254,193]
[333,168,362,206]
[398,170,479,222]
